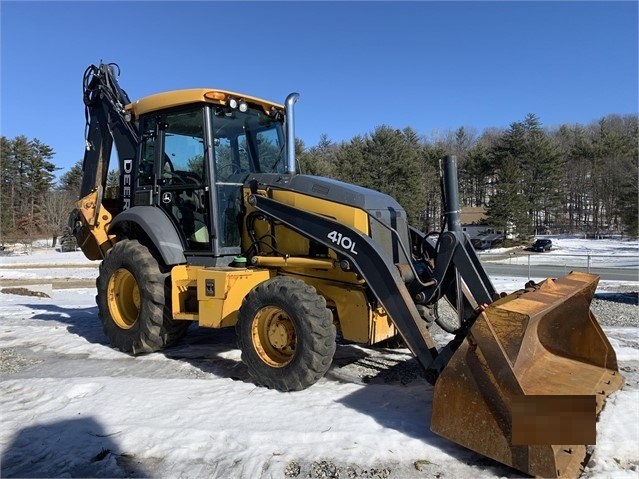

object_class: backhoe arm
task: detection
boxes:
[80,62,139,201]
[71,63,140,260]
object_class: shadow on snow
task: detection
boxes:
[22,301,252,384]
[1,417,149,478]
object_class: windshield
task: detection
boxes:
[210,105,286,181]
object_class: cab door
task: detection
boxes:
[156,107,212,252]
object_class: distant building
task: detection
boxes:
[460,207,504,250]
[460,207,488,238]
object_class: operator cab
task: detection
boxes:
[131,90,287,263]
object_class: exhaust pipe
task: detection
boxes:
[285,92,300,174]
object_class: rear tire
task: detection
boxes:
[237,276,336,391]
[96,239,189,354]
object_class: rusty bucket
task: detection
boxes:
[431,271,624,478]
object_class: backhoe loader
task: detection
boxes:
[70,62,624,478]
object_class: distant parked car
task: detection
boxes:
[471,233,503,250]
[531,239,552,252]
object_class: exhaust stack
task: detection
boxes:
[285,92,300,174]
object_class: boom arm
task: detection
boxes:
[248,193,441,374]
[71,63,140,260]
[79,62,139,203]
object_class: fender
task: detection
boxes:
[109,206,186,265]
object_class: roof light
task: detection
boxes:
[238,99,248,112]
[228,97,238,109]
[204,91,227,102]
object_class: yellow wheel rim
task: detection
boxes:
[251,306,297,367]
[107,268,141,329]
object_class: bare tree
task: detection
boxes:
[41,190,76,247]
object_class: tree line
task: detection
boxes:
[1,113,637,246]
[298,113,638,238]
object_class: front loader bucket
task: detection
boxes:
[431,271,624,479]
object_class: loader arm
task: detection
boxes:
[248,193,441,375]
[431,157,497,310]
[248,191,501,383]
[246,158,505,383]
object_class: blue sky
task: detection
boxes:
[1,1,638,179]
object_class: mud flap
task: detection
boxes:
[430,271,624,479]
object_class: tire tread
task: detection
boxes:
[237,276,336,392]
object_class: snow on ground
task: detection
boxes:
[483,235,639,269]
[0,249,96,266]
[0,237,638,479]
[0,266,98,281]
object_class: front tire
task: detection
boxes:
[237,276,336,391]
[96,239,189,354]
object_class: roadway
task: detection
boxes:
[482,262,639,282]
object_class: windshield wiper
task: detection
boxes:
[271,142,287,172]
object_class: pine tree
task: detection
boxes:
[334,135,367,186]
[59,160,84,194]
[616,116,639,236]
[520,114,563,233]
[23,138,57,234]
[486,156,531,239]
[358,126,424,223]
[299,134,339,177]
[491,115,562,234]
[463,142,495,207]
[0,136,16,241]
[0,136,57,239]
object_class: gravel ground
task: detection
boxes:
[0,348,43,374]
[432,288,638,329]
[283,460,394,478]
[592,291,639,327]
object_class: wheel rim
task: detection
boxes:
[251,306,297,367]
[107,268,141,329]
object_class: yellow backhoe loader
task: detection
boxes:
[70,62,624,478]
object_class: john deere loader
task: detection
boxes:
[70,62,624,478]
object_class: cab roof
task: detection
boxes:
[125,88,284,116]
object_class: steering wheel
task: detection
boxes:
[216,163,241,181]
[163,170,201,186]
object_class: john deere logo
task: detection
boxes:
[122,159,133,210]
